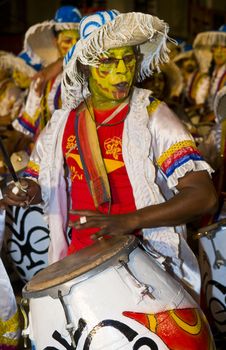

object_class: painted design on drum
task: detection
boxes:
[4,205,50,282]
[202,268,226,336]
[123,308,215,350]
[200,244,226,335]
[43,318,160,349]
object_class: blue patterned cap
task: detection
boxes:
[18,51,42,72]
[64,10,119,66]
[54,5,82,24]
[62,10,171,109]
[184,43,193,52]
[80,10,119,39]
[218,24,226,33]
[23,6,82,66]
[0,50,42,77]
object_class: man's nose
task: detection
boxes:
[116,59,127,73]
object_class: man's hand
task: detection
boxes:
[32,58,63,97]
[0,199,6,210]
[69,209,138,240]
[69,171,218,239]
[2,178,42,208]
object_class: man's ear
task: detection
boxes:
[52,28,60,50]
[52,36,59,51]
[134,53,142,84]
[77,61,90,79]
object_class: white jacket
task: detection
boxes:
[30,87,213,295]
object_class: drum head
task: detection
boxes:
[24,235,137,295]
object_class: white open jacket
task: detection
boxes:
[30,87,213,294]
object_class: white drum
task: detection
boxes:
[23,236,215,350]
[4,205,71,283]
[4,205,50,282]
[196,218,226,337]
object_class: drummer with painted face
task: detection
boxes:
[1,10,218,299]
[12,5,82,141]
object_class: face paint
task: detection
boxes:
[12,69,31,89]
[56,29,79,57]
[212,46,226,67]
[89,46,136,106]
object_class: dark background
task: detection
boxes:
[0,0,226,54]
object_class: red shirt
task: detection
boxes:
[62,103,137,254]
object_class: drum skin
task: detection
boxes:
[23,237,216,350]
[199,225,226,337]
[4,205,50,282]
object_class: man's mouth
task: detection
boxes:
[114,82,129,90]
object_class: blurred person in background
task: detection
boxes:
[13,5,82,141]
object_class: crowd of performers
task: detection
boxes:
[0,5,226,349]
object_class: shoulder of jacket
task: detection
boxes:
[146,96,162,116]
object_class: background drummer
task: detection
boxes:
[12,5,82,142]
[1,10,218,301]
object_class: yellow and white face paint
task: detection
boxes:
[56,29,79,57]
[89,46,136,105]
[212,46,226,67]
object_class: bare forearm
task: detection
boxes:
[133,186,217,229]
[45,58,63,78]
[32,58,63,96]
[70,171,218,239]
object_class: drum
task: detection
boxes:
[22,235,215,350]
[4,205,50,282]
[195,218,226,337]
[4,205,72,283]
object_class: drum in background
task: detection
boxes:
[22,235,215,350]
[4,205,50,283]
[195,218,226,338]
[4,204,72,283]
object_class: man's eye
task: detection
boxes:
[63,39,72,44]
[123,55,135,63]
[100,57,116,64]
